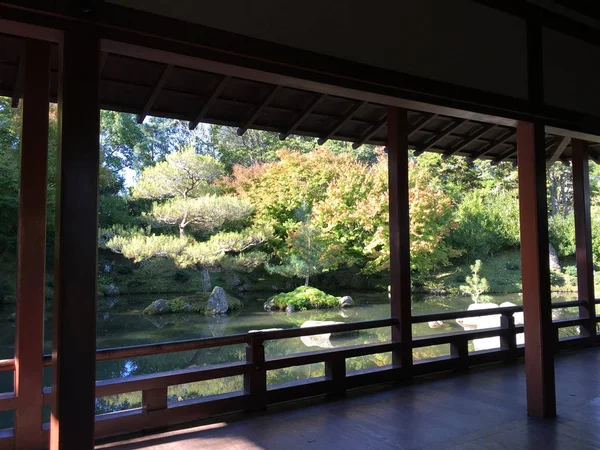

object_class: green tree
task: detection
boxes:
[267,217,339,286]
[460,260,489,303]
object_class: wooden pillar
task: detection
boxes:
[14,38,50,450]
[572,139,596,342]
[50,28,100,450]
[517,121,556,418]
[387,106,412,376]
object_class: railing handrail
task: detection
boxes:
[0,358,14,373]
[412,299,583,323]
[40,318,398,366]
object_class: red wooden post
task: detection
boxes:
[517,121,556,418]
[50,28,100,450]
[572,139,596,343]
[14,38,50,450]
[387,106,412,377]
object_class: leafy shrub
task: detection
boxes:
[563,265,577,278]
[449,189,520,259]
[548,213,575,258]
[269,286,340,310]
[173,270,192,282]
[505,262,520,271]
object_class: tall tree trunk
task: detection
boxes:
[201,267,212,292]
[179,225,185,238]
[305,273,310,287]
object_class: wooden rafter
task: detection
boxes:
[318,100,366,145]
[137,64,173,124]
[546,136,570,167]
[418,119,469,153]
[470,129,515,160]
[588,146,600,164]
[445,123,495,157]
[494,146,518,163]
[11,54,24,108]
[237,85,281,136]
[189,75,230,130]
[408,113,437,136]
[280,93,327,140]
[352,115,387,149]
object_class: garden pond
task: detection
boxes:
[0,291,581,428]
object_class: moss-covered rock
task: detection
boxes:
[143,287,242,315]
[267,286,350,311]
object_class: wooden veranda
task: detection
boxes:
[1,1,600,448]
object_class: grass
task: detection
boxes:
[269,286,341,311]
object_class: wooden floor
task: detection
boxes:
[97,348,600,450]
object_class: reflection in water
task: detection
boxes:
[0,291,580,423]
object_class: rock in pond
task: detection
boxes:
[206,286,229,315]
[264,298,275,312]
[457,302,526,351]
[339,296,353,308]
[143,288,243,315]
[285,304,295,314]
[299,320,359,349]
[428,320,447,329]
[144,298,170,315]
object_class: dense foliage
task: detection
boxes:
[2,96,600,298]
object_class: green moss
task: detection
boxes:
[142,290,243,315]
[270,286,340,311]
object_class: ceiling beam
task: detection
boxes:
[280,93,327,140]
[546,136,570,168]
[237,85,281,136]
[445,123,495,157]
[470,129,515,160]
[418,119,469,153]
[189,75,230,130]
[11,55,24,108]
[318,100,366,145]
[137,64,173,124]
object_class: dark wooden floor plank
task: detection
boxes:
[97,348,600,450]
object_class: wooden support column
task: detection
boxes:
[14,38,50,450]
[572,139,596,342]
[517,121,556,418]
[387,106,412,377]
[50,28,100,450]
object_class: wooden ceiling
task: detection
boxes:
[0,32,595,164]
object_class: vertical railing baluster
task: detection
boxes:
[143,387,167,413]
[450,336,469,372]
[244,334,266,411]
[500,311,517,362]
[325,356,346,397]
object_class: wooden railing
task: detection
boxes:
[0,300,598,447]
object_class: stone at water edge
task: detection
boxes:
[549,243,561,271]
[263,298,275,312]
[339,296,353,308]
[206,286,229,315]
[428,320,447,329]
[299,320,359,349]
[144,298,169,315]
[285,304,295,314]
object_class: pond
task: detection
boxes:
[0,290,579,428]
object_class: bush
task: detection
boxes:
[173,270,192,282]
[548,213,575,258]
[563,265,577,278]
[449,189,520,259]
[269,286,340,310]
